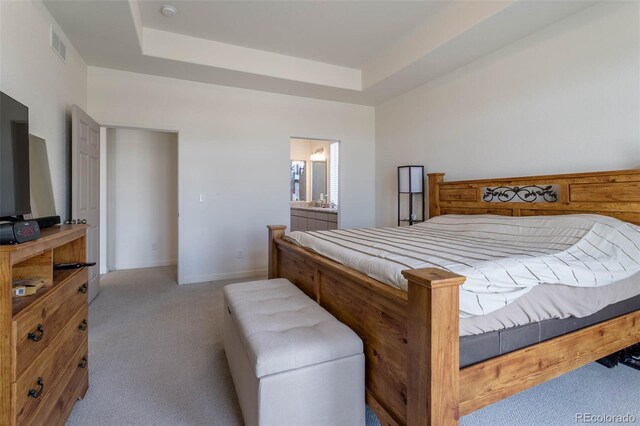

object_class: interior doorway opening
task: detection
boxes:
[289,138,340,232]
[99,127,179,279]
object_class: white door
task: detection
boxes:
[72,105,100,303]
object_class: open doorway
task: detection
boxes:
[99,127,179,279]
[289,138,340,231]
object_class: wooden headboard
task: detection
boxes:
[428,169,640,225]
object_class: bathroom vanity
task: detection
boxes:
[290,207,338,232]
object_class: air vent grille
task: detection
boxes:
[50,26,66,62]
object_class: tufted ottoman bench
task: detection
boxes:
[222,278,365,426]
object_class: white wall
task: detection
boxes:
[106,128,178,270]
[88,67,375,284]
[375,1,640,226]
[0,0,87,220]
[290,138,311,161]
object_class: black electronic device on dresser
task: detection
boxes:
[1,92,31,218]
[1,91,61,244]
[0,220,41,244]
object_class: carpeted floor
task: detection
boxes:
[67,267,640,426]
[67,267,245,426]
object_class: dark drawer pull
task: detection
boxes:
[27,377,44,399]
[78,283,88,294]
[27,324,44,342]
[78,319,88,331]
[78,357,88,369]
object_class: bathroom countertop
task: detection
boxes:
[291,206,338,214]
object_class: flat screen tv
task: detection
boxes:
[0,92,30,218]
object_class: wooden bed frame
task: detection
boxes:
[267,169,640,425]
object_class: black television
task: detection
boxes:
[0,92,31,218]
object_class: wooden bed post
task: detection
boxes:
[403,268,465,426]
[267,225,287,279]
[428,173,444,219]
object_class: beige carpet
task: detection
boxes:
[67,266,249,426]
[67,266,640,426]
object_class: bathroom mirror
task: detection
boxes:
[312,161,327,201]
[290,160,307,201]
[29,134,57,217]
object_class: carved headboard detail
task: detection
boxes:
[428,169,640,225]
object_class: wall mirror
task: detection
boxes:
[29,134,57,217]
[290,160,307,201]
[312,161,327,201]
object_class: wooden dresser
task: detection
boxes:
[0,225,89,426]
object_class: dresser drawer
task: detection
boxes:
[31,338,88,426]
[12,269,88,380]
[14,305,88,425]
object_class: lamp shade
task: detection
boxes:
[398,165,424,193]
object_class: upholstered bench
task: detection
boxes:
[222,278,365,426]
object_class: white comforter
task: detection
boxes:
[285,214,640,318]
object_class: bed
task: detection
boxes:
[267,169,640,425]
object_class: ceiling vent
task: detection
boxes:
[50,26,66,62]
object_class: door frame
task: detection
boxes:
[289,136,341,229]
[99,123,182,284]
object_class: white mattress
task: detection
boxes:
[284,214,640,319]
[459,272,640,336]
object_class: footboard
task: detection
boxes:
[267,225,465,425]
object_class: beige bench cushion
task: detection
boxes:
[223,278,363,378]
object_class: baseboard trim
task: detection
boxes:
[180,268,268,285]
[113,259,177,270]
